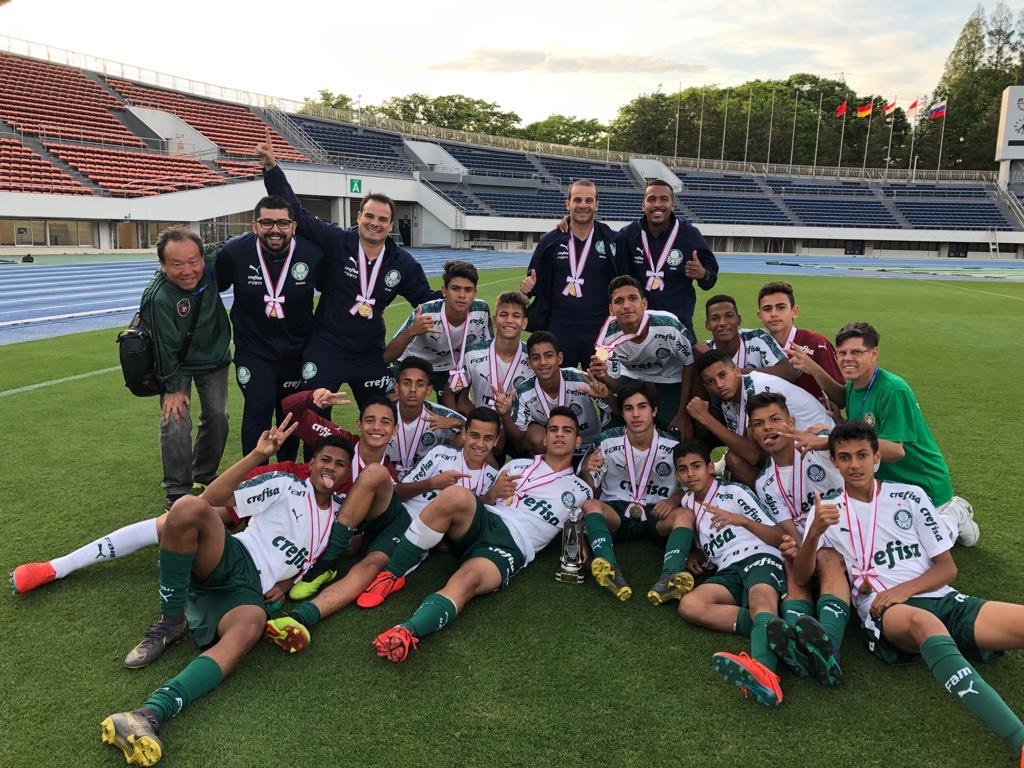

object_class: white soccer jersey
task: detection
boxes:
[601,310,695,384]
[510,368,610,447]
[753,449,844,537]
[709,328,787,370]
[399,445,499,521]
[462,339,532,408]
[817,481,953,628]
[385,401,465,475]
[231,470,338,593]
[488,457,593,563]
[722,372,834,436]
[683,479,781,570]
[590,427,679,506]
[393,298,493,372]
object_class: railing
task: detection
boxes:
[258,107,331,165]
[991,184,1024,229]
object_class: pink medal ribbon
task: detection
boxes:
[301,481,336,576]
[349,243,385,318]
[395,409,429,472]
[640,220,679,291]
[459,452,491,495]
[440,309,471,392]
[844,481,883,596]
[351,444,366,481]
[562,228,594,298]
[534,373,567,419]
[594,311,651,359]
[623,433,660,519]
[772,449,805,528]
[688,479,721,533]
[256,238,295,319]
[488,341,524,401]
[505,456,574,508]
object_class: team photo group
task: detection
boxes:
[12,142,1024,768]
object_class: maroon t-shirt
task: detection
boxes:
[789,328,843,403]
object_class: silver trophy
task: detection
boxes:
[555,506,585,584]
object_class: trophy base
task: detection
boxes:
[554,568,585,584]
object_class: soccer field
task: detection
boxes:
[3,268,1024,768]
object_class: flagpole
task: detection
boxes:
[861,102,873,174]
[743,87,753,164]
[696,88,705,161]
[837,107,847,174]
[936,108,946,178]
[812,92,823,172]
[721,88,730,164]
[673,82,681,159]
[884,95,896,180]
[907,96,918,174]
[789,89,800,172]
[766,90,776,164]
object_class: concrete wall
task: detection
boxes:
[128,106,218,160]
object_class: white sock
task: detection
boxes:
[51,518,159,579]
[405,517,445,551]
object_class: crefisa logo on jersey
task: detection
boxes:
[655,461,673,478]
[176,298,191,317]
[384,269,401,288]
[561,491,576,508]
[894,509,913,530]
[807,464,826,482]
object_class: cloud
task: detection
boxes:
[424,48,707,75]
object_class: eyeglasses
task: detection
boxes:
[835,349,871,359]
[256,218,294,230]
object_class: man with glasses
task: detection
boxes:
[215,195,324,460]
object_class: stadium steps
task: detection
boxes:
[873,189,913,228]
[10,129,101,192]
[525,153,561,188]
[256,107,331,165]
[462,188,497,215]
[758,184,806,226]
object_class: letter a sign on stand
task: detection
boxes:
[349,178,363,194]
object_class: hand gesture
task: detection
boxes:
[779,534,800,560]
[312,387,351,409]
[587,354,609,382]
[432,469,471,491]
[685,396,710,423]
[582,449,605,476]
[774,423,821,456]
[255,413,298,458]
[519,269,538,295]
[809,491,840,538]
[409,305,435,336]
[581,371,610,400]
[686,552,712,576]
[492,389,513,416]
[708,503,746,531]
[255,141,277,170]
[683,250,706,280]
[693,341,710,357]
[490,470,521,501]
[669,412,693,439]
[426,411,462,432]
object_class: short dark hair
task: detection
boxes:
[359,192,396,221]
[673,439,711,464]
[398,356,434,380]
[695,347,735,375]
[828,420,879,455]
[757,281,795,306]
[465,406,501,433]
[567,178,598,200]
[546,405,579,433]
[359,394,397,421]
[745,391,789,417]
[253,194,293,220]
[311,434,355,462]
[705,294,738,314]
[495,291,529,313]
[644,179,674,195]
[527,330,560,354]
[617,379,658,410]
[608,274,643,297]
[836,322,880,349]
[156,226,203,264]
[443,260,479,287]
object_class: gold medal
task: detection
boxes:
[358,303,372,318]
[859,581,872,595]
[503,496,515,506]
[594,346,609,362]
[650,277,662,290]
[567,283,577,297]
[627,503,644,519]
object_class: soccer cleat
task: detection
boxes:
[288,568,338,601]
[590,557,632,601]
[766,617,814,679]
[123,614,188,669]
[712,651,783,708]
[190,482,207,495]
[10,561,57,594]
[356,570,407,609]
[646,570,695,606]
[794,614,844,687]
[942,496,979,547]
[372,624,420,663]
[264,617,311,653]
[100,710,163,766]
[163,495,185,512]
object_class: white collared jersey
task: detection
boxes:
[753,449,844,537]
[684,480,781,570]
[385,401,465,476]
[590,427,679,504]
[399,445,498,521]
[816,482,953,627]
[603,310,696,384]
[462,339,532,408]
[488,458,592,563]
[510,367,610,447]
[722,371,835,436]
[393,298,493,372]
[231,470,338,593]
[708,328,787,370]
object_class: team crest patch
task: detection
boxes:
[236,366,251,385]
[561,491,576,508]
[864,412,876,427]
[655,461,673,478]
[290,262,309,281]
[302,362,318,380]
[807,464,826,482]
[595,240,606,255]
[894,509,913,530]
[176,298,191,317]
[513,376,527,388]
[422,432,437,446]
[466,334,476,345]
[667,249,684,266]
[655,347,671,359]
[569,402,584,415]
[610,241,617,256]
[384,269,401,288]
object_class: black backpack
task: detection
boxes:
[116,288,204,397]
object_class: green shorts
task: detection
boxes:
[447,498,527,589]
[704,552,786,606]
[361,491,412,556]
[869,590,1001,665]
[606,500,664,542]
[186,533,265,649]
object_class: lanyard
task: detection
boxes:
[594,311,651,356]
[488,341,524,398]
[349,243,385,319]
[459,452,491,495]
[256,238,295,319]
[504,456,574,507]
[689,479,721,532]
[851,367,879,422]
[439,309,471,391]
[534,372,566,418]
[772,449,804,525]
[563,228,594,298]
[624,432,659,506]
[640,220,680,291]
[301,480,336,576]
[844,481,883,595]
[395,409,429,472]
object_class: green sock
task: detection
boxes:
[320,522,355,562]
[735,608,753,637]
[817,594,850,650]
[780,598,814,630]
[143,655,223,723]
[157,549,195,617]
[920,635,1024,752]
[584,513,617,567]
[403,593,458,639]
[387,536,429,576]
[289,602,321,628]
[751,612,777,671]
[660,527,693,575]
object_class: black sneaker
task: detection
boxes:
[766,617,814,679]
[100,709,163,766]
[124,614,188,669]
[164,494,185,512]
[794,614,844,688]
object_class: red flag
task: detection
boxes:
[883,99,896,116]
[835,99,847,118]
[907,99,919,115]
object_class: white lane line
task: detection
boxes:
[925,281,1024,301]
[0,366,122,398]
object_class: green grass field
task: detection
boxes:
[3,268,1024,768]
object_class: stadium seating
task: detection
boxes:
[47,143,224,196]
[290,117,410,168]
[430,185,490,215]
[768,178,873,196]
[677,171,762,193]
[882,183,989,198]
[440,142,539,177]
[217,159,263,178]
[107,78,306,161]
[0,52,144,147]
[0,137,94,195]
[894,200,1013,230]
[684,194,792,225]
[783,197,899,227]
[475,189,565,217]
[537,156,635,186]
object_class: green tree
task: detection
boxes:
[299,89,354,114]
[607,91,676,155]
[375,93,522,136]
[521,114,606,148]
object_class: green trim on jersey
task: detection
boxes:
[234,470,302,493]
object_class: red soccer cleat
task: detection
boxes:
[356,570,406,609]
[10,562,57,594]
[372,625,420,663]
[712,651,784,708]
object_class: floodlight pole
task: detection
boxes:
[812,92,823,172]
[720,89,730,164]
[766,91,776,164]
[696,89,706,161]
[883,95,896,180]
[861,103,873,174]
[673,82,681,160]
[936,102,947,178]
[789,89,800,172]
[743,87,753,164]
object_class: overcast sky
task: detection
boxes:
[0,0,987,123]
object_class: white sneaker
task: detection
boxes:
[939,496,979,547]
